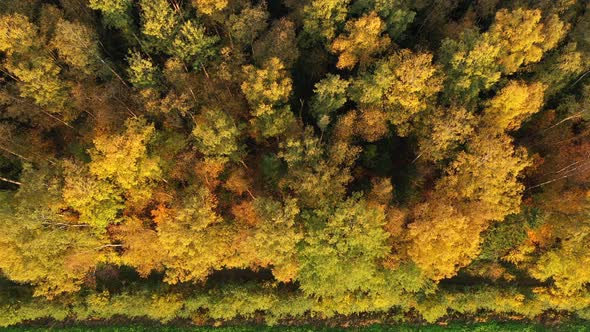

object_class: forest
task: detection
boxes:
[0,0,589,328]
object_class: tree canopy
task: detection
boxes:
[0,0,589,327]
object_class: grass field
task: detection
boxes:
[3,322,590,332]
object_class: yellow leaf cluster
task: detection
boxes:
[407,202,485,280]
[193,0,228,15]
[484,81,546,131]
[490,9,568,74]
[331,12,391,69]
[90,118,161,203]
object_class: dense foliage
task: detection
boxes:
[7,322,590,332]
[0,0,590,327]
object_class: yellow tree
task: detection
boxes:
[155,188,232,284]
[439,9,566,104]
[228,198,303,282]
[0,166,108,299]
[531,229,590,295]
[330,12,391,70]
[192,0,228,15]
[418,106,476,162]
[0,216,107,298]
[407,201,484,280]
[489,9,568,74]
[356,108,390,142]
[241,58,295,138]
[89,117,161,205]
[408,129,531,279]
[0,13,37,55]
[437,129,531,223]
[112,216,165,277]
[350,49,443,135]
[303,0,351,43]
[0,14,70,114]
[483,80,546,131]
[249,198,302,282]
[51,19,100,74]
[139,0,178,51]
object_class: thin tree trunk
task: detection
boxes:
[0,176,21,186]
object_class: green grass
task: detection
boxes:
[3,322,590,332]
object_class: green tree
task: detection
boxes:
[171,20,218,68]
[88,0,133,30]
[297,195,390,298]
[227,3,269,48]
[62,161,124,230]
[353,0,416,40]
[439,29,501,104]
[127,51,160,89]
[279,128,357,208]
[192,107,241,157]
[5,55,70,113]
[310,74,350,129]
[139,0,178,51]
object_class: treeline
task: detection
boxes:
[3,282,590,326]
[0,0,589,327]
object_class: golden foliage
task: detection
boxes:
[231,200,259,226]
[89,118,161,203]
[483,81,546,131]
[407,202,485,280]
[419,106,476,161]
[331,12,391,69]
[224,168,251,197]
[489,9,568,74]
[437,130,531,223]
[351,50,443,135]
[356,108,390,142]
[113,217,164,277]
[192,0,228,15]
